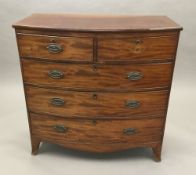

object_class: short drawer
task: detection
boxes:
[30,113,164,144]
[26,86,169,119]
[98,35,178,61]
[17,34,93,61]
[22,59,173,91]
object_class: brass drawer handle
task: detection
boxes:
[123,128,137,135]
[51,98,65,106]
[127,71,143,80]
[47,43,63,53]
[48,70,64,79]
[125,100,140,108]
[53,125,68,133]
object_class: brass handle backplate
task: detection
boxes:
[125,100,140,109]
[47,43,63,53]
[123,128,137,135]
[48,70,64,79]
[53,125,68,133]
[51,98,65,106]
[127,71,143,80]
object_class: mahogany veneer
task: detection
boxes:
[13,14,182,161]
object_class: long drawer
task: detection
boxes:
[98,35,178,61]
[26,86,169,119]
[17,34,93,61]
[22,59,173,91]
[30,113,164,144]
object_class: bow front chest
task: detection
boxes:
[13,14,182,161]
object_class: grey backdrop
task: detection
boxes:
[0,1,196,175]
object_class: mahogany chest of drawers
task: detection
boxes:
[13,14,182,161]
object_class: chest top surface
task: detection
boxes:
[12,13,182,32]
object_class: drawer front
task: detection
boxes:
[26,86,169,119]
[30,113,164,144]
[17,34,93,61]
[98,35,178,61]
[22,59,173,91]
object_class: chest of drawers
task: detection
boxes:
[13,14,182,161]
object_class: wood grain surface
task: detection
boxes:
[98,35,178,61]
[13,14,182,32]
[26,86,169,119]
[17,34,93,61]
[30,113,164,145]
[22,59,173,91]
